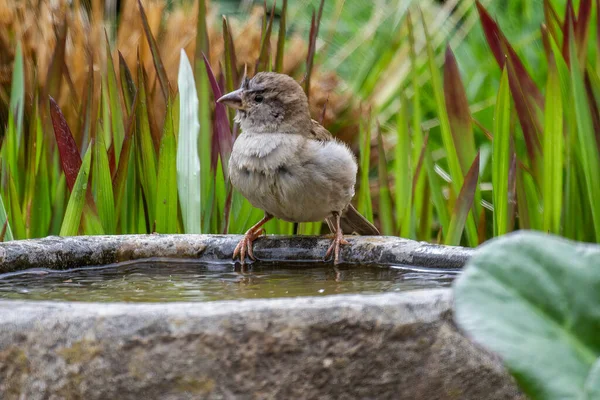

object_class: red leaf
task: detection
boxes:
[45,19,68,102]
[543,0,562,49]
[256,1,276,72]
[476,1,543,108]
[137,0,170,101]
[449,152,480,240]
[411,132,429,200]
[50,96,82,191]
[0,220,7,242]
[443,46,475,174]
[506,57,542,165]
[562,0,575,65]
[575,0,592,64]
[203,53,233,176]
[584,72,600,153]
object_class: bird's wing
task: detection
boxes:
[309,119,334,142]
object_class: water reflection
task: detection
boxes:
[0,261,458,303]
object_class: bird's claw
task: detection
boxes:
[233,228,265,265]
[325,232,350,265]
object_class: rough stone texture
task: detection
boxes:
[0,289,522,400]
[0,234,473,274]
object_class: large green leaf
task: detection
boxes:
[177,49,202,234]
[454,231,600,400]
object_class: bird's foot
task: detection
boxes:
[233,228,265,265]
[324,230,350,265]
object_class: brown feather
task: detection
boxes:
[309,119,333,141]
[326,204,380,235]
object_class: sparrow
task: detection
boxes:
[217,72,379,265]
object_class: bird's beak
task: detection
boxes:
[217,88,244,110]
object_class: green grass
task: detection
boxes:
[0,0,599,248]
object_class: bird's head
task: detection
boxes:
[217,72,311,134]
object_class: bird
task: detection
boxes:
[217,71,379,265]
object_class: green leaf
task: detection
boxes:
[104,31,125,164]
[137,0,169,100]
[570,34,600,240]
[377,129,394,235]
[357,117,373,222]
[0,194,13,241]
[155,100,178,233]
[423,133,449,233]
[492,67,511,237]
[135,64,158,230]
[394,95,412,237]
[177,49,202,234]
[60,143,93,236]
[93,133,116,234]
[445,153,480,246]
[6,170,26,239]
[9,41,24,146]
[422,12,478,247]
[275,0,287,73]
[454,231,600,400]
[542,60,563,235]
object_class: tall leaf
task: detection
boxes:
[492,67,512,237]
[177,50,202,234]
[443,46,476,174]
[155,99,178,233]
[543,59,564,235]
[93,133,116,234]
[570,33,600,240]
[137,0,169,100]
[445,153,480,246]
[60,143,93,236]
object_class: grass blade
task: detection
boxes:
[60,142,93,236]
[357,115,373,222]
[377,127,394,235]
[7,171,26,239]
[395,95,412,237]
[422,11,478,246]
[104,30,125,164]
[492,67,511,237]
[304,0,324,99]
[443,46,476,175]
[570,32,600,240]
[155,99,178,233]
[257,2,275,72]
[177,49,202,234]
[93,132,116,234]
[476,1,543,108]
[423,133,449,236]
[9,41,24,146]
[119,51,136,115]
[222,17,239,101]
[50,97,82,191]
[275,0,288,73]
[137,0,169,100]
[542,59,563,235]
[445,153,480,246]
[135,63,158,230]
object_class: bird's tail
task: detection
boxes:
[326,204,380,235]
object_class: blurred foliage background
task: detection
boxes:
[0,0,597,247]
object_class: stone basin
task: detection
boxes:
[0,235,522,399]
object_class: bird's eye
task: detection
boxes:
[254,94,264,103]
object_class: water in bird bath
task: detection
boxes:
[0,261,458,302]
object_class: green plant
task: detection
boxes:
[454,230,600,400]
[0,0,599,247]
